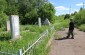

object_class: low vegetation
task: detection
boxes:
[54,15,69,31]
[0,25,52,54]
[79,24,85,32]
[74,9,85,31]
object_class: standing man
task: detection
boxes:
[66,18,74,39]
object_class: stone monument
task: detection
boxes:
[44,18,50,26]
[10,15,20,39]
[6,21,10,32]
[38,17,41,27]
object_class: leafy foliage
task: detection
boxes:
[0,0,8,28]
[79,24,85,31]
[0,13,8,28]
[5,0,18,15]
[64,14,70,20]
[0,0,55,26]
[74,9,85,26]
[55,15,69,30]
[39,3,56,23]
[0,0,7,13]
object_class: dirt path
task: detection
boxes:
[48,28,85,55]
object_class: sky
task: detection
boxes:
[49,0,85,16]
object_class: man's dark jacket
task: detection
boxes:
[69,22,74,30]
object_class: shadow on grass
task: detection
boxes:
[0,37,11,41]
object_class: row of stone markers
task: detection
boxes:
[38,17,50,27]
[7,15,50,40]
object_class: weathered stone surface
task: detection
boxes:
[38,17,41,27]
[44,18,50,25]
[10,15,20,39]
[6,21,10,32]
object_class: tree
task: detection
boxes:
[39,3,55,23]
[74,9,85,26]
[80,7,83,11]
[0,0,8,28]
[18,0,55,24]
[18,0,38,24]
[0,0,7,13]
[64,14,70,20]
[71,11,77,16]
[5,0,18,15]
[2,0,55,25]
[0,13,8,28]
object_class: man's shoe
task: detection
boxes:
[66,36,69,39]
[71,37,74,39]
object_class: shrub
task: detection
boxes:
[0,27,6,32]
[74,9,85,26]
[79,24,85,32]
[0,13,8,28]
[0,32,11,41]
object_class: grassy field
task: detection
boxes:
[0,25,53,55]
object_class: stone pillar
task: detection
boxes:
[6,21,10,32]
[10,15,20,39]
[44,18,50,26]
[38,17,41,28]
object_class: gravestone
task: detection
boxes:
[6,21,10,32]
[10,15,20,39]
[44,18,50,26]
[38,17,41,27]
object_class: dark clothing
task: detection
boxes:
[69,22,74,30]
[67,21,74,39]
[67,30,74,38]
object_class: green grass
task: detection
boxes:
[33,31,54,55]
[0,25,53,55]
[0,16,70,55]
[20,25,51,33]
[79,24,85,32]
[54,17,69,31]
[0,27,6,32]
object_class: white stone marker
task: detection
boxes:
[38,17,41,27]
[6,21,10,32]
[44,18,50,26]
[10,15,20,39]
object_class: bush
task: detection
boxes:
[64,14,70,20]
[0,32,11,41]
[0,27,6,32]
[54,17,69,31]
[74,9,85,26]
[0,13,8,28]
[79,24,85,32]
